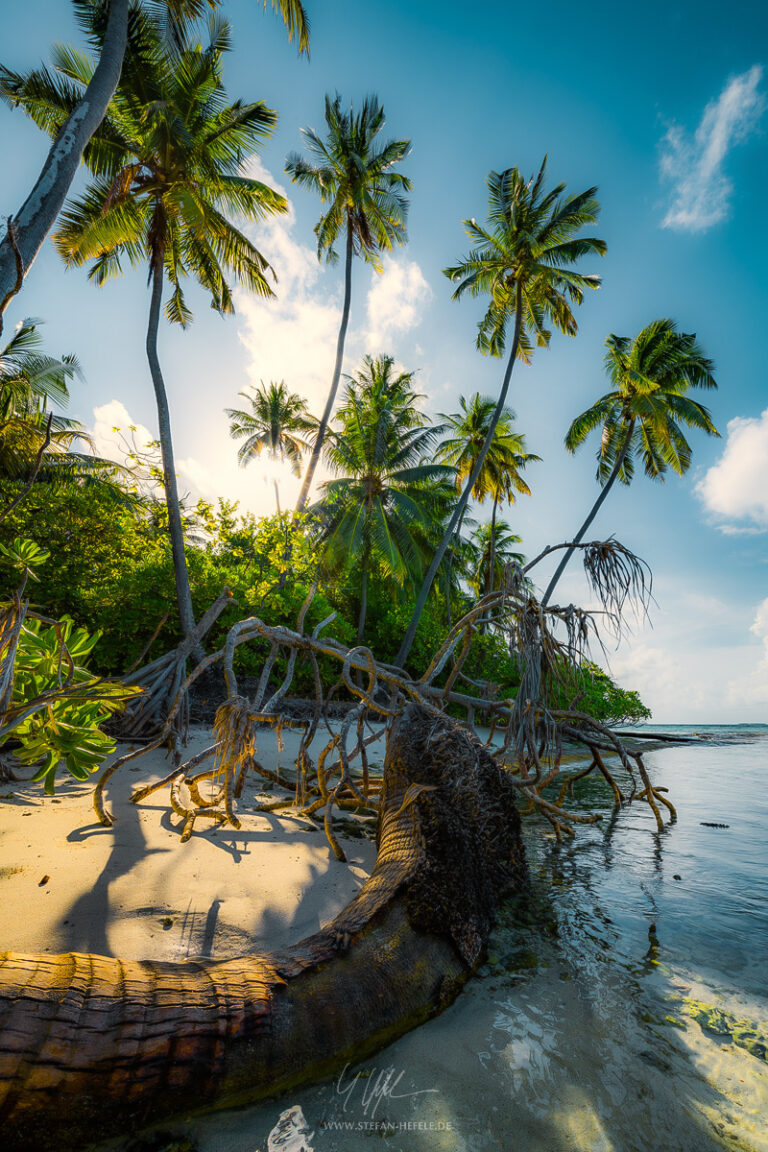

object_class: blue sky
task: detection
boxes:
[1,0,767,721]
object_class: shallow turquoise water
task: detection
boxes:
[118,732,768,1152]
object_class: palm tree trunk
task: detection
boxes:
[395,284,524,669]
[444,505,467,631]
[273,477,281,513]
[295,219,354,513]
[0,706,526,1152]
[357,561,369,645]
[487,492,499,597]
[0,0,129,333]
[481,492,499,634]
[540,419,635,607]
[146,262,197,642]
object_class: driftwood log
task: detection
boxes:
[0,705,526,1151]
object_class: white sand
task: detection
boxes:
[0,724,376,961]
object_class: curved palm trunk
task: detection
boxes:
[146,263,197,641]
[444,504,467,631]
[0,0,129,333]
[295,220,354,513]
[486,492,499,596]
[0,706,526,1152]
[482,493,499,634]
[395,284,524,669]
[273,477,281,513]
[541,418,635,607]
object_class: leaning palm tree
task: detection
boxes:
[0,0,309,333]
[285,94,411,512]
[316,355,450,642]
[227,380,314,511]
[8,14,290,641]
[395,160,605,667]
[437,393,539,623]
[541,318,719,606]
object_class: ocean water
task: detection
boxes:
[129,731,768,1152]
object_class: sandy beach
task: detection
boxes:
[0,724,376,962]
[2,728,767,1152]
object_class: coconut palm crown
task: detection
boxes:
[285,93,412,512]
[566,319,719,485]
[541,318,719,606]
[316,355,451,641]
[444,160,606,362]
[227,381,314,474]
[1,11,290,641]
[438,393,539,502]
[395,159,603,666]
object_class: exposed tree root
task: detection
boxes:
[100,541,674,855]
[0,706,526,1152]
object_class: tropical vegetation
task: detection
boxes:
[0,1,726,796]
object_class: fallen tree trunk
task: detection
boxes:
[0,704,526,1151]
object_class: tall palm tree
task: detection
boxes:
[0,0,309,332]
[285,94,411,512]
[541,318,719,606]
[227,380,314,511]
[316,355,450,642]
[395,161,605,667]
[8,14,290,641]
[437,393,539,621]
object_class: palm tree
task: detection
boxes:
[0,319,126,519]
[9,15,291,641]
[227,380,314,511]
[468,520,525,600]
[285,94,411,512]
[395,161,605,667]
[0,1,309,333]
[437,393,539,621]
[316,355,450,642]
[541,318,719,606]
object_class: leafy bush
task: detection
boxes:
[6,616,139,792]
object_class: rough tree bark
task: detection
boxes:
[146,261,197,642]
[0,704,526,1151]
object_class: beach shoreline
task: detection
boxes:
[0,724,376,963]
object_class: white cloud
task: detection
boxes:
[724,597,768,708]
[696,407,768,530]
[231,163,435,504]
[546,565,766,722]
[659,65,765,232]
[365,255,432,349]
[86,397,294,518]
[89,399,155,463]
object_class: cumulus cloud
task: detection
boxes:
[660,65,765,232]
[89,399,155,463]
[86,397,289,517]
[724,597,768,708]
[365,255,432,349]
[232,161,434,503]
[696,407,768,530]
[607,584,768,722]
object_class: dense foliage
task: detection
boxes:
[3,0,730,800]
